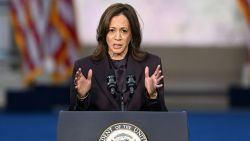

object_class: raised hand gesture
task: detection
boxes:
[74,68,93,98]
[144,65,164,99]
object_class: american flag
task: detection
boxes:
[238,0,250,85]
[10,0,80,85]
[238,0,250,64]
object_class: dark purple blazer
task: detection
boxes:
[69,53,167,111]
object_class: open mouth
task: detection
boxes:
[113,44,122,49]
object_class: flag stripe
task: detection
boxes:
[238,0,250,24]
[25,1,43,58]
[11,0,80,85]
[10,1,34,71]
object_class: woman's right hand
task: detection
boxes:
[74,68,93,97]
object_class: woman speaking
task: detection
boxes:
[69,3,167,111]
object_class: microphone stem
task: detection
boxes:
[121,93,124,111]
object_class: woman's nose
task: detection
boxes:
[114,31,122,40]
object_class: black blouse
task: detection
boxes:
[110,56,128,94]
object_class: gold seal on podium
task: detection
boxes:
[99,122,148,141]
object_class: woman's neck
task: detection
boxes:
[108,49,128,60]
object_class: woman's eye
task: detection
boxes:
[121,29,128,33]
[109,29,115,32]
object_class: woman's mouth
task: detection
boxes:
[113,44,122,49]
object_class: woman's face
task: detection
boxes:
[106,14,132,60]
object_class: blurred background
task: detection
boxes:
[0,0,250,141]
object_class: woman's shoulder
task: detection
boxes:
[144,52,161,62]
[136,53,162,70]
[74,55,105,66]
[75,55,92,63]
[74,56,98,67]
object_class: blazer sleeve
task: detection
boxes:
[145,56,168,111]
[69,60,91,111]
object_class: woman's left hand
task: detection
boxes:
[144,65,164,99]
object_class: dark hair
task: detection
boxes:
[92,3,147,61]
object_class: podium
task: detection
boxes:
[57,111,189,141]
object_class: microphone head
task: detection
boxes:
[127,74,136,94]
[107,75,116,83]
[107,75,117,96]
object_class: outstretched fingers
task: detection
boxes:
[145,66,149,78]
[153,65,161,77]
[74,68,86,89]
[87,69,93,80]
[155,76,164,88]
[154,65,164,88]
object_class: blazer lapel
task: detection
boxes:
[93,56,119,109]
[125,54,144,100]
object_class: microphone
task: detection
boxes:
[127,74,136,95]
[107,75,117,97]
[107,74,124,111]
